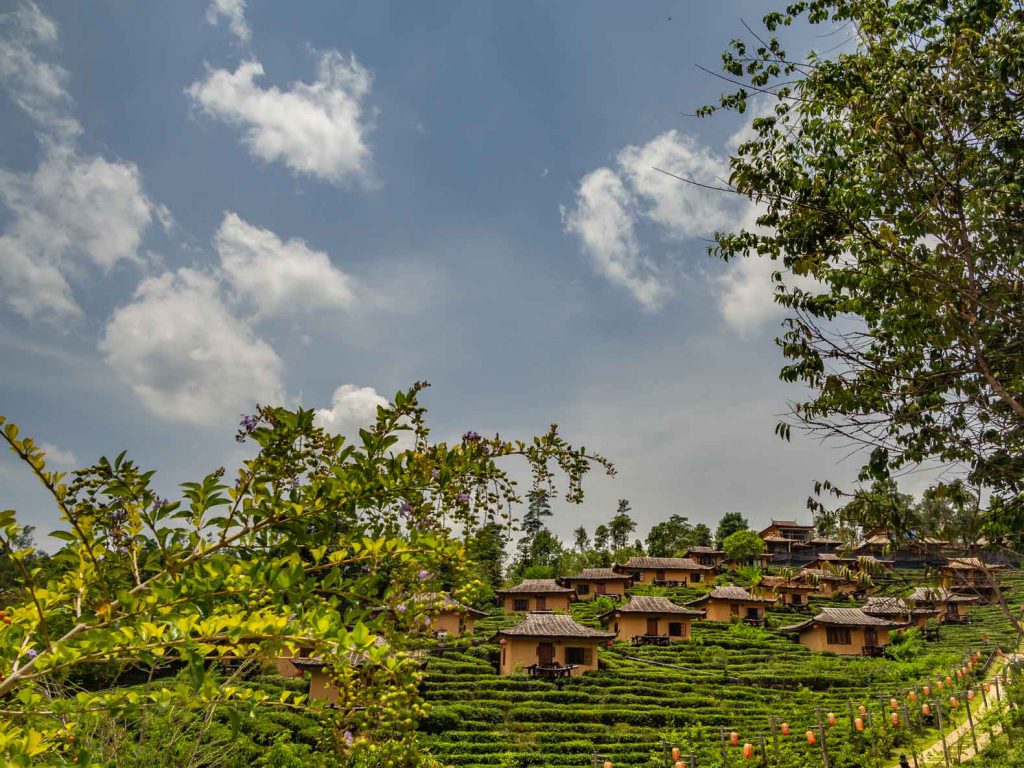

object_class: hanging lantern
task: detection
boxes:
[854,717,865,732]
[675,763,684,768]
[922,704,931,716]
[949,696,959,709]
[956,669,963,679]
[604,762,613,768]
[780,722,790,736]
[890,698,898,710]
[967,690,975,701]
[806,731,816,746]
[499,637,507,645]
[909,691,918,702]
[891,712,899,727]
[945,675,953,687]
[936,680,943,691]
[923,685,931,696]
[671,747,680,761]
[827,712,836,727]
[742,743,754,760]
[730,732,739,747]
[858,705,867,716]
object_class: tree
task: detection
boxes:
[593,524,610,551]
[722,529,766,565]
[702,0,1024,531]
[572,526,590,552]
[715,512,749,546]
[466,521,508,593]
[0,384,612,764]
[646,514,695,557]
[692,523,713,547]
[608,500,637,550]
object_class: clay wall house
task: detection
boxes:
[683,546,727,570]
[613,556,713,587]
[940,558,1005,603]
[492,612,615,677]
[599,596,705,644]
[755,575,817,609]
[557,568,631,600]
[496,579,573,613]
[418,592,486,637]
[861,596,938,629]
[686,586,775,626]
[908,587,980,623]
[782,607,903,656]
[758,520,816,566]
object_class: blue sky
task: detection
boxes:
[0,0,889,547]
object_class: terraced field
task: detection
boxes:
[418,572,1023,768]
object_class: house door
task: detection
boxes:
[535,595,546,610]
[730,603,740,616]
[646,618,659,636]
[596,582,607,595]
[864,628,878,647]
[537,642,554,665]
[656,570,665,582]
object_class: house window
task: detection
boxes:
[690,573,701,583]
[826,627,852,645]
[513,598,529,612]
[576,584,590,596]
[791,593,803,605]
[566,647,591,665]
[668,622,683,637]
[746,607,761,620]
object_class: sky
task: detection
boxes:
[0,0,901,548]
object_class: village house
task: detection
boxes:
[599,596,705,644]
[613,556,714,586]
[757,520,816,565]
[496,579,573,613]
[940,558,1005,603]
[804,552,854,572]
[755,575,817,609]
[908,587,980,624]
[686,586,776,626]
[493,612,615,677]
[418,593,487,637]
[861,596,939,629]
[558,568,631,600]
[797,569,865,598]
[853,528,951,568]
[782,607,903,656]
[683,546,728,570]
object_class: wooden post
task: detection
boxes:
[769,716,779,766]
[867,711,878,767]
[902,701,919,768]
[964,687,979,754]
[935,697,951,768]
[720,727,728,768]
[689,752,697,768]
[816,708,831,768]
[994,675,1012,744]
[758,735,768,768]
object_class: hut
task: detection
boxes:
[908,587,979,624]
[496,579,573,613]
[558,568,631,600]
[493,612,615,677]
[613,556,714,586]
[758,519,816,565]
[599,596,705,644]
[805,553,854,571]
[756,575,817,609]
[782,607,903,656]
[862,597,938,629]
[684,546,727,570]
[940,558,1005,603]
[686,586,775,626]
[418,592,487,637]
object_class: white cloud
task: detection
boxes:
[206,0,250,43]
[561,167,671,311]
[617,130,736,239]
[37,441,76,467]
[314,384,388,437]
[214,211,354,316]
[186,50,374,184]
[99,269,284,425]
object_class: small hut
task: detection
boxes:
[756,575,817,609]
[418,592,487,637]
[558,568,631,600]
[613,556,714,586]
[862,596,938,629]
[599,596,705,644]
[686,586,775,625]
[940,558,1005,603]
[782,607,903,656]
[908,587,980,624]
[683,546,727,570]
[496,579,573,613]
[492,612,615,677]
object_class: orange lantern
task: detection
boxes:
[858,705,867,716]
[827,712,836,727]
[922,704,931,716]
[854,717,865,732]
[950,696,959,709]
[890,698,898,710]
[730,732,739,747]
[891,712,899,727]
[956,669,963,679]
[806,731,816,746]
[671,748,680,762]
[945,676,953,687]
[909,691,918,702]
[937,680,943,691]
[967,690,975,701]
[780,722,790,736]
[604,762,612,768]
[499,637,507,645]
[742,744,754,760]
[923,685,931,696]
[674,763,684,768]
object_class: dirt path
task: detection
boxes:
[889,652,1019,767]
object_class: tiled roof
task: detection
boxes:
[688,586,776,605]
[560,568,625,581]
[497,579,573,594]
[608,596,706,616]
[495,612,616,639]
[617,557,713,571]
[686,546,724,555]
[908,587,980,603]
[944,557,1004,570]
[813,553,848,562]
[862,597,908,615]
[759,576,815,590]
[782,607,902,632]
[810,536,843,544]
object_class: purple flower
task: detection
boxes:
[462,430,481,442]
[399,502,414,517]
[423,615,432,627]
[25,649,37,659]
[240,414,259,431]
[458,492,470,504]
[396,603,406,613]
[418,569,431,581]
[343,730,354,746]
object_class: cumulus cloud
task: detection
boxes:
[214,211,354,316]
[99,269,284,425]
[38,441,77,467]
[186,50,375,184]
[0,2,162,320]
[561,167,670,311]
[206,0,250,43]
[314,384,388,437]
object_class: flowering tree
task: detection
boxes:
[0,382,612,765]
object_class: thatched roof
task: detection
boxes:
[497,579,573,595]
[782,607,903,632]
[601,596,706,619]
[863,597,938,618]
[943,557,1005,571]
[494,612,615,640]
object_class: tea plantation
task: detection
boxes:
[417,572,1024,768]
